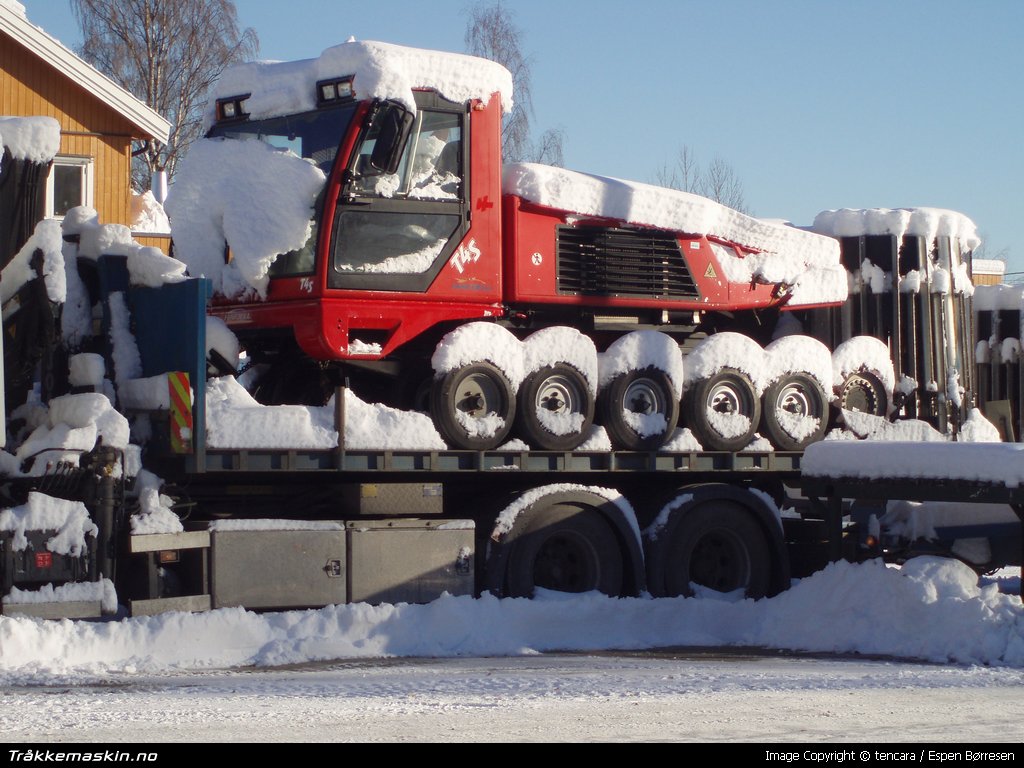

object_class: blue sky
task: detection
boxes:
[20,0,1023,273]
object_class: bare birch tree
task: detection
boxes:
[71,0,258,190]
[464,2,564,165]
[656,146,749,214]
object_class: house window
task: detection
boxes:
[46,156,93,218]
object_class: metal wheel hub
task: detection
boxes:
[777,382,816,416]
[457,373,501,416]
[690,529,750,592]
[533,532,597,592]
[536,375,580,414]
[708,383,749,415]
[624,378,664,415]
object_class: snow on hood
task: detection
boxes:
[165,138,325,298]
[503,163,846,307]
[206,39,513,128]
[812,207,981,253]
[0,116,60,166]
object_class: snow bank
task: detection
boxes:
[504,163,845,307]
[0,558,1020,674]
[166,138,325,298]
[12,393,130,474]
[207,39,513,128]
[812,207,981,253]
[0,115,60,165]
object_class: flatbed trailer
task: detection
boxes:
[2,259,1021,619]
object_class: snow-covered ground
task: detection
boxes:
[0,558,1022,741]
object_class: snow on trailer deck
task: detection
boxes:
[802,441,1024,591]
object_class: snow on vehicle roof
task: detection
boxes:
[812,207,981,253]
[503,163,846,307]
[206,39,513,127]
[0,116,60,166]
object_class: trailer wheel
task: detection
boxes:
[683,368,760,452]
[760,372,828,451]
[650,501,772,599]
[430,362,516,450]
[838,370,888,416]
[517,364,595,451]
[504,503,624,597]
[599,367,679,450]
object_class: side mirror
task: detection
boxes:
[369,102,414,176]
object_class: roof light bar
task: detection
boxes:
[215,95,250,122]
[316,77,355,106]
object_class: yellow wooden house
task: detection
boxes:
[0,2,170,240]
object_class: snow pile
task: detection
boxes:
[975,283,1024,313]
[804,438,1024,485]
[12,393,130,474]
[71,212,186,289]
[598,331,685,399]
[0,115,60,166]
[831,336,896,401]
[431,322,526,389]
[763,335,834,393]
[683,332,768,393]
[130,190,170,234]
[207,39,513,127]
[0,492,97,556]
[813,207,982,253]
[130,470,183,535]
[205,378,446,451]
[166,138,325,298]
[205,377,336,449]
[0,558,1020,673]
[0,218,64,304]
[504,163,846,307]
[491,484,641,548]
[3,579,117,614]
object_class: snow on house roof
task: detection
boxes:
[503,162,847,307]
[811,208,981,253]
[207,39,513,127]
[0,2,170,143]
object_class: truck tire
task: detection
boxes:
[760,372,828,451]
[599,367,679,450]
[837,370,888,416]
[503,502,624,597]
[647,500,772,599]
[516,364,595,451]
[683,368,760,452]
[430,362,516,450]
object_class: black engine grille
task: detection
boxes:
[557,226,698,299]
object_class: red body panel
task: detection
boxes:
[501,195,783,312]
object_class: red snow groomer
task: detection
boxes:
[170,40,887,454]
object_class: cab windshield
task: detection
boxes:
[207,103,358,276]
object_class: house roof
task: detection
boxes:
[0,2,171,143]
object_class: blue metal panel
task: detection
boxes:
[127,277,211,461]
